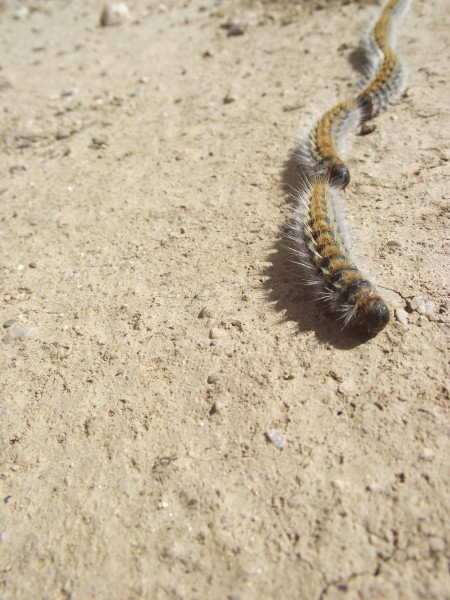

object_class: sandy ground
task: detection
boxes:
[0,0,449,598]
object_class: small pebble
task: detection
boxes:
[419,448,434,461]
[29,261,37,269]
[410,296,434,316]
[366,482,381,492]
[55,128,71,140]
[359,123,376,136]
[3,320,16,329]
[207,373,220,384]
[265,429,286,450]
[242,293,252,302]
[394,308,409,326]
[227,24,245,37]
[209,327,221,339]
[100,3,131,26]
[387,239,402,248]
[198,307,213,319]
[209,401,221,415]
[13,6,29,19]
[2,334,13,345]
[60,88,78,97]
[4,496,12,505]
[15,326,36,341]
[91,135,108,148]
[223,92,236,104]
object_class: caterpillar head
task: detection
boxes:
[355,296,390,334]
[329,163,350,190]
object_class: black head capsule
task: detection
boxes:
[329,163,350,190]
[357,297,390,334]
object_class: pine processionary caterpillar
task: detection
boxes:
[297,0,411,188]
[287,181,390,335]
[357,0,412,120]
[288,0,412,334]
[298,99,362,190]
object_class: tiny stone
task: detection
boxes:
[265,429,286,450]
[55,128,71,140]
[387,239,402,248]
[100,3,131,27]
[366,482,381,492]
[60,88,78,97]
[410,296,434,316]
[209,327,221,339]
[242,293,252,302]
[17,139,31,149]
[29,261,37,269]
[15,326,36,341]
[359,123,376,136]
[3,320,16,329]
[223,92,236,104]
[419,448,434,461]
[2,334,13,345]
[207,373,220,384]
[91,135,108,148]
[227,24,245,37]
[209,401,221,415]
[394,308,409,326]
[198,307,213,319]
[13,6,29,19]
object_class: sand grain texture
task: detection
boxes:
[0,0,449,598]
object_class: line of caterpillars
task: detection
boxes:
[293,0,411,335]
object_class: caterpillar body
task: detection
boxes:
[357,0,411,120]
[288,0,411,334]
[288,181,390,334]
[298,99,362,190]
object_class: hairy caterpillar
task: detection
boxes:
[287,180,390,334]
[298,99,362,190]
[297,0,411,187]
[357,0,412,120]
[288,0,412,334]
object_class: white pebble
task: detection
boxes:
[394,308,409,326]
[410,296,434,316]
[265,429,286,450]
[207,373,220,384]
[15,326,36,340]
[419,448,434,461]
[198,306,213,319]
[209,327,221,339]
[100,3,131,27]
[13,6,29,19]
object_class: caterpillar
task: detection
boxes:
[287,180,390,335]
[297,0,411,187]
[287,0,411,334]
[357,0,411,120]
[298,99,362,190]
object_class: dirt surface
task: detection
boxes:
[0,0,449,598]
